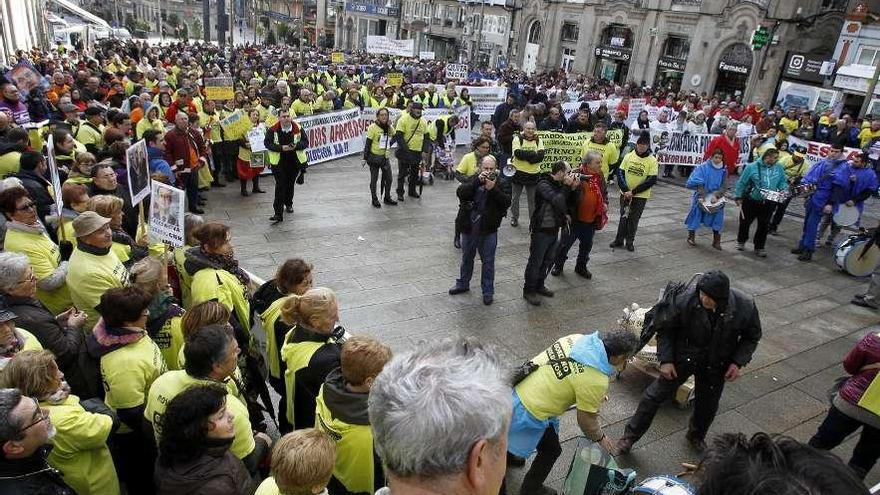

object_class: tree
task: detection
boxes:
[167,13,180,29]
[191,19,203,40]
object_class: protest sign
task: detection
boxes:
[126,139,151,205]
[298,108,366,165]
[331,52,345,63]
[534,129,624,173]
[445,64,468,80]
[361,106,471,146]
[466,86,508,115]
[46,135,63,221]
[220,110,251,140]
[247,126,267,152]
[646,131,753,168]
[6,59,45,96]
[788,135,861,168]
[204,77,235,100]
[366,36,414,57]
[387,72,404,87]
[419,51,435,60]
[148,181,185,247]
[627,98,646,127]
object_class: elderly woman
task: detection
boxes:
[135,103,165,140]
[129,257,185,370]
[86,195,148,267]
[253,259,314,433]
[0,187,73,315]
[89,162,137,237]
[280,287,343,430]
[685,148,727,250]
[87,286,165,495]
[0,252,99,399]
[0,350,120,495]
[0,305,43,359]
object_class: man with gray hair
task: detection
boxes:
[508,330,639,495]
[0,388,72,494]
[369,338,512,495]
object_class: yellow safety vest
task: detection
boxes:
[280,330,324,425]
[4,228,72,315]
[259,296,290,379]
[315,384,377,494]
[190,268,251,333]
[512,134,544,175]
[266,125,308,166]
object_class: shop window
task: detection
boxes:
[527,20,541,44]
[599,23,632,48]
[857,46,880,67]
[662,36,690,60]
[561,22,578,42]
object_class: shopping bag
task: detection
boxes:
[563,437,636,495]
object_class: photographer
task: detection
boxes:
[523,161,579,307]
[551,151,607,279]
[449,156,510,306]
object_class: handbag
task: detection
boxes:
[562,437,636,495]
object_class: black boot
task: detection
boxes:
[240,180,249,197]
[252,177,266,193]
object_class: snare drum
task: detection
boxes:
[789,182,816,198]
[759,188,787,203]
[833,204,860,227]
[835,235,880,277]
[631,475,696,495]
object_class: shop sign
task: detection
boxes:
[345,1,399,17]
[658,57,686,72]
[782,52,826,84]
[718,61,749,74]
[595,46,631,62]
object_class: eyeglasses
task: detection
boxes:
[18,398,49,433]
[15,202,35,212]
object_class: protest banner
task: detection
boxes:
[148,181,185,247]
[126,139,151,205]
[627,98,646,127]
[247,125,267,152]
[387,72,403,87]
[298,108,366,165]
[46,135,63,224]
[361,106,471,146]
[445,64,468,80]
[788,135,861,167]
[220,110,251,140]
[366,35,414,57]
[6,59,45,95]
[646,131,753,168]
[466,86,508,116]
[331,52,345,63]
[204,77,235,100]
[534,129,624,173]
[419,51,435,60]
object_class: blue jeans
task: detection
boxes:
[455,231,498,296]
[524,230,559,293]
[555,222,596,269]
[799,200,824,252]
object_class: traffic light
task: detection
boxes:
[750,26,770,51]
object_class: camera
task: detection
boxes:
[487,171,499,181]
[569,173,590,182]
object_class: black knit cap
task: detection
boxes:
[697,271,730,305]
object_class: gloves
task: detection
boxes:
[58,241,73,261]
[80,398,121,433]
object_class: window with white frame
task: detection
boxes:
[857,46,880,67]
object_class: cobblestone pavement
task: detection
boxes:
[201,152,880,490]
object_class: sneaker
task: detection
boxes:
[523,292,542,306]
[536,286,555,297]
[755,249,767,258]
[372,198,381,208]
[798,252,813,262]
[384,197,398,206]
[483,295,493,306]
[626,243,635,252]
[269,215,283,224]
[285,206,294,213]
[852,297,880,310]
[448,286,469,295]
[575,266,592,279]
[736,242,745,251]
[550,265,562,276]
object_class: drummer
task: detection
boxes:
[852,221,880,310]
[685,149,727,250]
[816,152,878,247]
[791,140,848,262]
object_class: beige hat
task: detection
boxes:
[73,211,111,238]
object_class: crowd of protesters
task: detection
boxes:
[0,37,874,495]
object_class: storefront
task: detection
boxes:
[834,64,880,116]
[713,43,753,98]
[775,51,841,115]
[593,24,633,84]
[654,35,689,92]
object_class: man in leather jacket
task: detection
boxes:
[616,271,762,454]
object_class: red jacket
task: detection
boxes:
[704,134,740,174]
[163,126,198,172]
[165,99,198,122]
[839,332,880,407]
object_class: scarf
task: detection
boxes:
[111,226,135,248]
[0,328,27,357]
[185,246,250,287]
[43,381,71,405]
[7,220,46,235]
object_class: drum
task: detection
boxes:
[631,475,696,495]
[833,204,860,227]
[835,235,880,277]
[699,196,726,214]
[789,182,816,198]
[759,188,787,203]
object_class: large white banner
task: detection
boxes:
[360,106,471,146]
[366,36,414,57]
[649,131,752,168]
[787,135,861,168]
[466,86,508,116]
[298,108,366,165]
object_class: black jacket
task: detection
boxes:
[4,295,102,400]
[531,176,574,231]
[155,440,257,495]
[538,116,566,132]
[0,446,75,495]
[566,118,593,133]
[655,284,762,370]
[497,120,520,155]
[264,122,309,166]
[287,324,341,430]
[11,169,53,224]
[455,175,511,235]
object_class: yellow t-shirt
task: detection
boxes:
[620,151,659,199]
[43,395,119,495]
[66,248,128,331]
[145,370,255,459]
[20,328,43,351]
[858,128,880,148]
[515,334,609,420]
[394,112,428,153]
[3,228,72,315]
[0,150,21,177]
[101,335,166,432]
[456,152,479,177]
[581,138,620,180]
[366,123,392,158]
[779,117,800,135]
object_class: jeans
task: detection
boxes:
[272,160,299,217]
[737,198,774,250]
[555,221,596,269]
[369,159,393,199]
[623,362,725,443]
[524,229,559,293]
[769,195,793,230]
[808,405,880,479]
[798,200,824,252]
[510,182,536,226]
[614,196,647,245]
[455,231,497,296]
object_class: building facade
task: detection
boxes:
[335,0,401,51]
[0,0,48,64]
[831,2,880,116]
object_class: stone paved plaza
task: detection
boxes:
[201,154,880,490]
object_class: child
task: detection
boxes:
[255,429,336,495]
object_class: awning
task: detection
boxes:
[833,63,880,96]
[48,0,111,29]
[836,64,876,79]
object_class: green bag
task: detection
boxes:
[563,437,636,495]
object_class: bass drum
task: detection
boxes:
[835,235,880,277]
[631,475,696,495]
